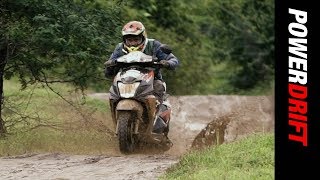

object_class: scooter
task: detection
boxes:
[107,46,173,154]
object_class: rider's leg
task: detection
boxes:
[153,80,171,135]
[153,79,166,104]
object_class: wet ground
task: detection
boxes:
[0,95,274,180]
[0,153,177,180]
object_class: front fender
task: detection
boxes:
[116,99,143,112]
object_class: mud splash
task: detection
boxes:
[191,116,230,150]
[166,95,274,155]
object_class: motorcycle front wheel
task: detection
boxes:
[117,111,135,154]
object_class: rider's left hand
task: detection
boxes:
[159,60,170,68]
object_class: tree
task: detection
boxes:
[206,0,274,89]
[0,0,123,134]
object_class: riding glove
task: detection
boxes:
[159,60,170,68]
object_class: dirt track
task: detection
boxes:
[0,95,274,180]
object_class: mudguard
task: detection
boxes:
[116,99,144,135]
[116,99,143,113]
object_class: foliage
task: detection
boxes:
[1,0,122,90]
[204,0,275,89]
[0,0,124,132]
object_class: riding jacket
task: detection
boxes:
[104,38,179,80]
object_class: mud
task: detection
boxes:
[0,95,274,180]
[0,153,177,180]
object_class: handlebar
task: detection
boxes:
[106,61,165,69]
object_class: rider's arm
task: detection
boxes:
[109,43,124,61]
[104,44,123,78]
[153,40,179,70]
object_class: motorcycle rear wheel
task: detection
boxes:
[117,111,135,154]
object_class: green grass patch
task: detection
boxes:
[161,133,274,180]
[84,96,109,112]
[1,79,115,157]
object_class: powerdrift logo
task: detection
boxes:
[288,8,308,147]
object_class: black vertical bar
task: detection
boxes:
[275,0,318,179]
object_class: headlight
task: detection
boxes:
[118,82,140,98]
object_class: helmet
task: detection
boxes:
[122,21,147,52]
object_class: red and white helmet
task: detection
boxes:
[122,21,147,51]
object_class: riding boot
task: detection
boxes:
[152,101,171,134]
[152,115,167,134]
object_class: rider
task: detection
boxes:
[104,20,179,136]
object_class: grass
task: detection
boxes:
[0,79,117,156]
[160,133,274,180]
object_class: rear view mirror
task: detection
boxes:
[160,44,172,54]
